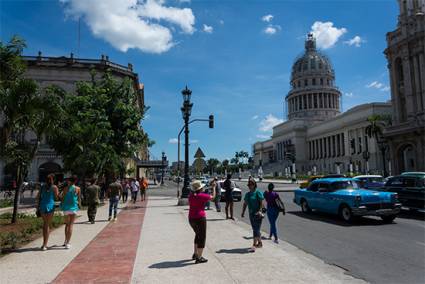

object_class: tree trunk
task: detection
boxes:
[11,164,23,224]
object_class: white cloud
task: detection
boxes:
[366,81,390,92]
[256,134,271,139]
[60,0,195,54]
[310,21,347,49]
[178,0,191,3]
[261,14,273,22]
[264,25,281,35]
[203,24,213,33]
[344,92,354,97]
[344,35,365,47]
[252,115,259,120]
[219,19,224,25]
[259,114,283,132]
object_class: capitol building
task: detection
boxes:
[253,0,425,177]
[253,34,392,176]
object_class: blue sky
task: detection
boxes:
[0,0,399,163]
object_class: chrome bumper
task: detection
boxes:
[351,203,402,216]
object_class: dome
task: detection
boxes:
[285,33,341,122]
[291,33,334,80]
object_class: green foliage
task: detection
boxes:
[0,199,13,208]
[0,36,63,223]
[48,71,148,178]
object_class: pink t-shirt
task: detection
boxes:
[188,192,211,219]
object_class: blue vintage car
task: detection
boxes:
[293,178,402,223]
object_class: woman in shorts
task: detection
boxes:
[37,174,59,250]
[60,175,80,249]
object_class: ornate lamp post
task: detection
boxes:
[180,86,193,199]
[161,151,166,185]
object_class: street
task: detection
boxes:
[159,181,425,284]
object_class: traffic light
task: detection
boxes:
[209,115,214,128]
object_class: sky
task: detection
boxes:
[0,0,399,163]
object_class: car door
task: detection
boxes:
[316,182,338,213]
[305,182,320,209]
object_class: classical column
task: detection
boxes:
[402,53,415,115]
[418,52,425,110]
[412,54,423,112]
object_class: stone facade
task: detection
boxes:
[384,0,425,174]
[253,35,392,176]
[0,53,147,185]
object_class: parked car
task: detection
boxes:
[401,172,425,177]
[383,174,425,210]
[218,180,242,202]
[300,175,324,189]
[293,178,401,223]
[353,175,386,190]
[323,174,346,178]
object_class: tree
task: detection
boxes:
[0,36,62,223]
[206,158,220,174]
[365,114,392,176]
[48,71,149,183]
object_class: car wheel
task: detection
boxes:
[381,215,397,224]
[339,205,353,222]
[300,199,311,213]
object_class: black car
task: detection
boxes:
[383,175,425,210]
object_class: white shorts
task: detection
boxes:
[63,210,77,215]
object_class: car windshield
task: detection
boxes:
[365,177,385,183]
[331,180,360,190]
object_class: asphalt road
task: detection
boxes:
[158,181,425,284]
[233,182,425,284]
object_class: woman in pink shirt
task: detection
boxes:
[188,180,216,264]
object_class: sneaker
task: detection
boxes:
[91,221,95,224]
[41,246,47,251]
[108,217,111,221]
[256,241,263,248]
[113,217,117,222]
[192,253,197,260]
[195,257,208,264]
[65,244,71,249]
[274,239,279,244]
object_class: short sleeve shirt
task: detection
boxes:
[244,189,264,214]
[188,193,211,219]
[264,191,279,208]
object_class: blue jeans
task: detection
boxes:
[249,213,262,238]
[214,195,221,211]
[267,206,279,239]
[109,196,119,218]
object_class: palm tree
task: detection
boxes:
[365,114,391,177]
[0,36,62,223]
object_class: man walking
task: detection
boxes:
[140,177,148,202]
[130,178,139,203]
[107,178,122,222]
[86,178,100,224]
[223,174,235,220]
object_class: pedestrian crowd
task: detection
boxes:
[35,174,149,251]
[188,174,285,263]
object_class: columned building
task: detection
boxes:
[253,35,392,176]
[384,0,425,174]
[0,53,148,185]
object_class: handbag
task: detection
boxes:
[276,197,286,215]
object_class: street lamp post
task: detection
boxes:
[161,151,166,185]
[180,86,193,199]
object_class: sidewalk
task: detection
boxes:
[132,196,365,284]
[0,196,366,283]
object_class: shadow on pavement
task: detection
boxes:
[149,259,195,269]
[397,209,425,221]
[216,248,252,254]
[287,211,396,227]
[74,220,110,224]
[206,218,227,221]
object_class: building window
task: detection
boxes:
[319,93,323,108]
[314,94,318,108]
[304,79,308,86]
[311,59,316,69]
[341,133,345,156]
[299,96,303,110]
[312,78,316,85]
[358,137,362,154]
[303,62,308,70]
[320,78,324,85]
[308,94,312,109]
[303,95,307,109]
[298,80,301,87]
[319,61,323,69]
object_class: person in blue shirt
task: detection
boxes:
[60,175,81,249]
[241,179,264,252]
[37,174,59,251]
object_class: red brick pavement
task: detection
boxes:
[53,200,147,284]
